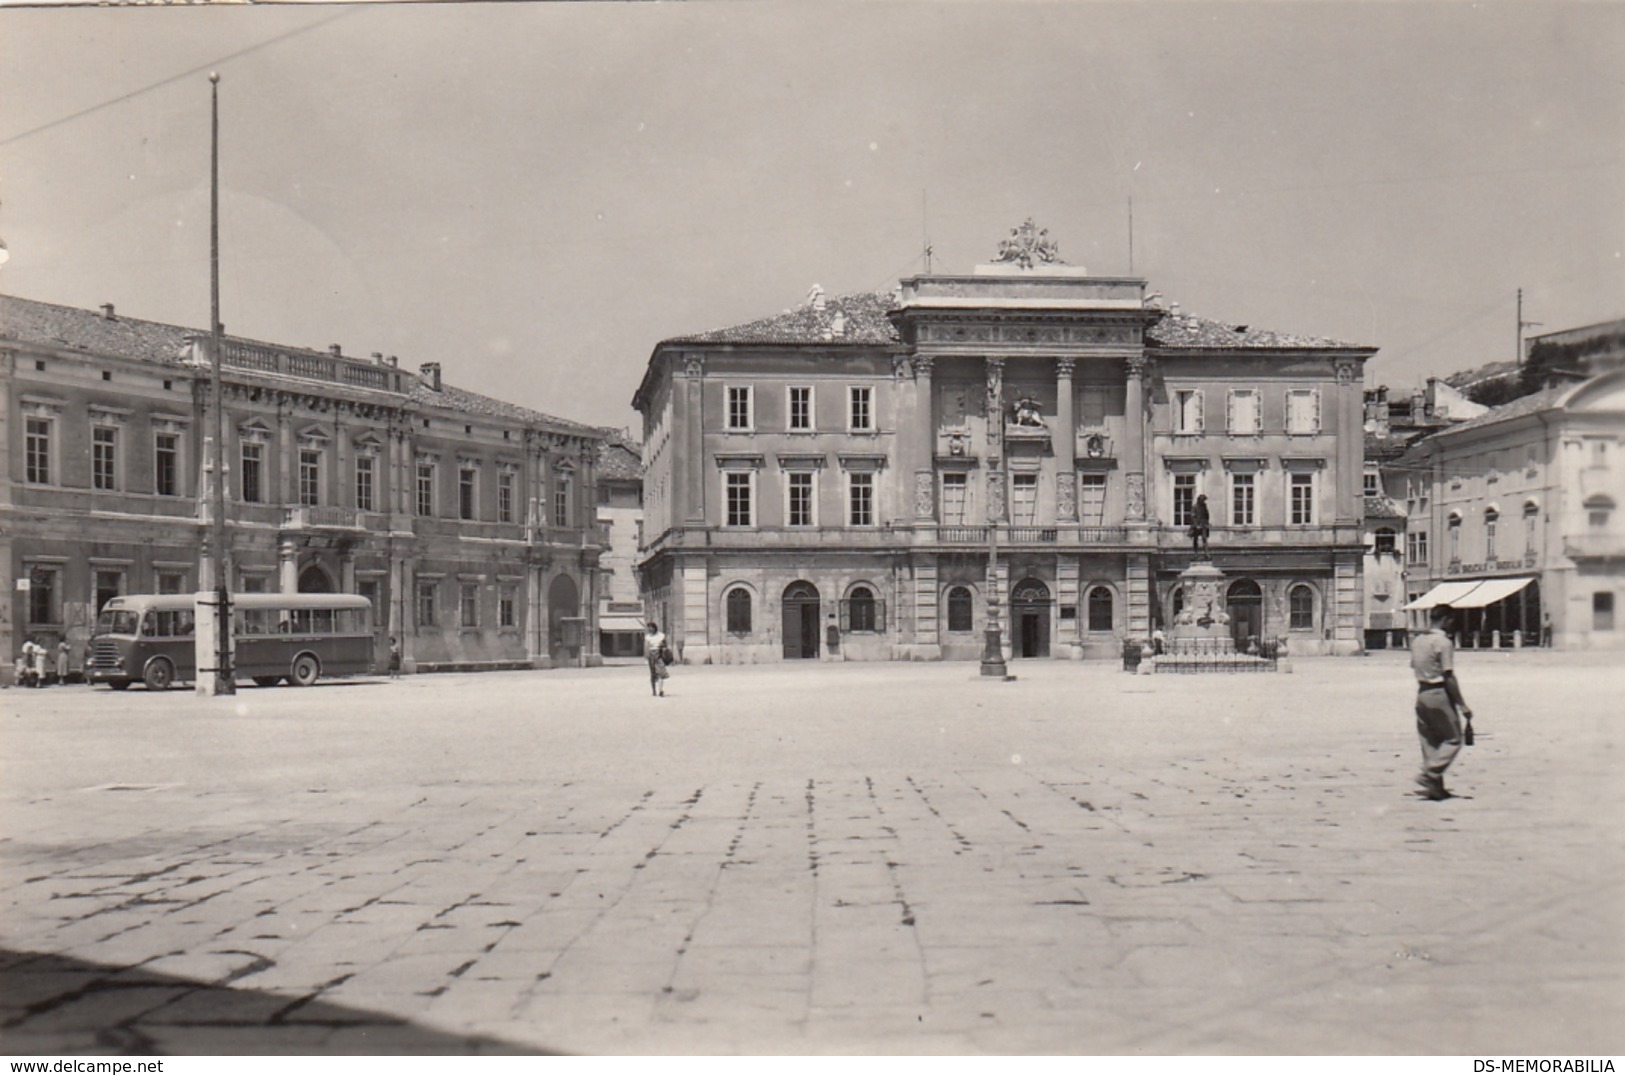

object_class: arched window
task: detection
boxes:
[1289,584,1315,630]
[1484,508,1500,561]
[1448,512,1462,561]
[1087,587,1113,632]
[946,586,974,633]
[847,585,878,632]
[1524,501,1540,557]
[725,587,752,634]
[1374,527,1397,555]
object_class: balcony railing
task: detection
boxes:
[216,340,406,394]
[283,505,363,530]
[1564,535,1625,560]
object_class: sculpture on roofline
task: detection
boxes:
[994,218,1065,270]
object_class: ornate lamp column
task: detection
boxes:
[913,356,935,521]
[981,357,1009,678]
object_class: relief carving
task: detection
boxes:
[1125,472,1146,520]
[987,468,1006,521]
[914,469,935,519]
[1057,471,1077,522]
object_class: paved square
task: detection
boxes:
[2,651,1621,1055]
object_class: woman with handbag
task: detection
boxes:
[644,621,670,698]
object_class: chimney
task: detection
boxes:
[100,303,116,320]
[371,352,384,364]
[386,355,399,368]
[420,361,442,391]
[829,311,846,338]
[807,284,826,311]
[329,344,342,356]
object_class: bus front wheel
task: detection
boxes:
[253,676,281,688]
[143,658,175,691]
[108,680,132,691]
[289,654,320,687]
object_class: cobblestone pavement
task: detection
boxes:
[2,651,1621,1055]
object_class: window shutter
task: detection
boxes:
[1312,389,1322,433]
[1194,390,1204,433]
[876,600,887,634]
[1226,390,1235,433]
[838,600,850,632]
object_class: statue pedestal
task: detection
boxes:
[1169,559,1235,655]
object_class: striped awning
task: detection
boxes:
[1402,577,1535,611]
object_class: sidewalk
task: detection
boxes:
[2,653,1620,1054]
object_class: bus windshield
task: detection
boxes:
[95,609,141,636]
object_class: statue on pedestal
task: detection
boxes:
[1188,493,1211,557]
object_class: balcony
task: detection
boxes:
[282,505,365,531]
[1564,534,1625,560]
[213,340,409,394]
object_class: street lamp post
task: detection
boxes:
[980,516,1008,678]
[198,71,235,696]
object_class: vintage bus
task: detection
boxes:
[87,593,375,690]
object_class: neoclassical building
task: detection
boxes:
[632,229,1376,663]
[2,294,610,683]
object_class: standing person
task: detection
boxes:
[387,637,402,679]
[644,620,669,698]
[55,640,70,686]
[30,638,48,688]
[1410,603,1474,801]
[14,646,29,688]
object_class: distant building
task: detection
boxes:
[2,294,610,685]
[1399,367,1625,650]
[595,432,646,658]
[632,230,1376,663]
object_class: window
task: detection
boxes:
[1586,496,1613,529]
[845,586,879,632]
[155,432,180,497]
[849,386,873,432]
[1448,514,1462,561]
[416,463,435,516]
[459,466,478,520]
[1374,527,1398,555]
[1289,584,1315,630]
[941,473,968,525]
[498,469,515,524]
[1231,473,1255,527]
[1524,503,1539,556]
[1595,592,1616,632]
[787,472,815,527]
[241,442,264,504]
[725,472,754,527]
[415,580,438,627]
[26,565,61,625]
[726,587,752,634]
[1087,587,1114,632]
[238,572,269,594]
[1011,473,1038,525]
[788,386,813,431]
[1407,530,1429,566]
[1080,384,1109,426]
[299,448,322,506]
[355,455,375,512]
[1363,470,1381,498]
[1485,509,1499,561]
[848,472,874,526]
[946,586,974,632]
[460,583,479,628]
[94,569,124,615]
[1289,472,1315,525]
[156,571,187,595]
[25,416,52,484]
[499,584,517,628]
[1173,473,1197,528]
[1079,473,1107,525]
[553,474,571,527]
[1591,440,1609,468]
[1174,389,1203,434]
[726,386,753,431]
[1286,389,1321,434]
[1227,389,1259,435]
[92,425,119,490]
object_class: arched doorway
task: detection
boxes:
[548,573,580,661]
[781,581,820,660]
[1010,577,1051,658]
[1226,579,1263,647]
[298,564,334,593]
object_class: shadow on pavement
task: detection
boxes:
[0,949,556,1056]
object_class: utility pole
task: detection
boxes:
[198,71,235,696]
[1516,288,1542,367]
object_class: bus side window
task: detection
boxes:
[142,612,158,637]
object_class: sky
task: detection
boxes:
[2,1,1622,433]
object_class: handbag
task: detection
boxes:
[659,643,674,666]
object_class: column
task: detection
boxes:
[1055,357,1077,522]
[913,356,936,521]
[397,555,416,673]
[279,537,298,594]
[1124,355,1149,522]
[1335,359,1364,527]
[277,398,294,506]
[682,356,706,524]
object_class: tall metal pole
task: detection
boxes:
[207,71,235,695]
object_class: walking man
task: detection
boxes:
[1410,603,1474,800]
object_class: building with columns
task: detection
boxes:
[2,294,609,684]
[632,231,1376,663]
